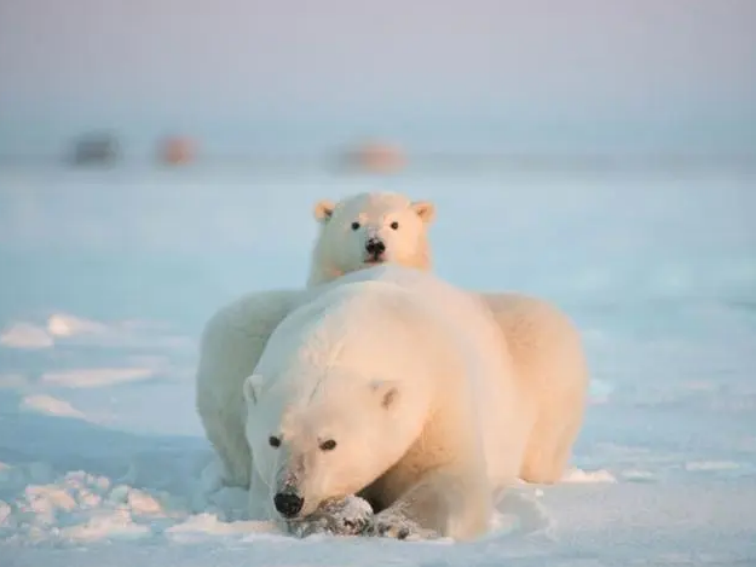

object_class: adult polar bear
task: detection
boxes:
[196,191,588,490]
[244,265,531,541]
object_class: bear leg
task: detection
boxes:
[366,465,491,541]
[285,496,374,538]
[201,410,251,488]
[520,415,582,484]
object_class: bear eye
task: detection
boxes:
[351,221,360,231]
[319,439,337,451]
[268,435,281,448]
[390,221,399,230]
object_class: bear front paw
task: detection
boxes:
[365,512,436,541]
[286,495,373,538]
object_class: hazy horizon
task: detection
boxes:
[1,0,755,158]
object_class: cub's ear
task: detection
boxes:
[369,379,400,410]
[313,199,336,223]
[411,200,435,224]
[243,374,265,405]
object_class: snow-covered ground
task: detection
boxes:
[1,162,755,566]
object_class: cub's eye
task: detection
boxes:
[319,439,337,451]
[351,221,360,231]
[268,435,281,448]
[390,221,399,230]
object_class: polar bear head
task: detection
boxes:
[244,373,421,520]
[307,192,435,287]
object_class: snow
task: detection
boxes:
[1,162,755,565]
[0,323,54,349]
[19,395,90,421]
[39,367,158,389]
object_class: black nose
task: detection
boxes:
[274,492,304,518]
[365,238,386,256]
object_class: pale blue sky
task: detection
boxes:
[1,0,755,156]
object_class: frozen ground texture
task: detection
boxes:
[0,163,755,566]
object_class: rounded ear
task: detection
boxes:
[369,380,399,409]
[313,199,336,223]
[411,200,435,224]
[243,374,265,405]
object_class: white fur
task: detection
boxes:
[308,191,434,286]
[243,265,529,541]
[483,293,589,484]
[195,191,588,492]
[195,289,301,487]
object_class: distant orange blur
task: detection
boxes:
[343,141,406,173]
[159,136,197,165]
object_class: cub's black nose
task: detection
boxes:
[274,492,304,518]
[365,238,386,256]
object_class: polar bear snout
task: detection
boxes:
[274,491,305,518]
[364,238,386,262]
[273,450,308,517]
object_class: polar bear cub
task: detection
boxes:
[242,265,534,541]
[308,191,435,286]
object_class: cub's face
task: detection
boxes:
[313,193,435,278]
[244,376,403,519]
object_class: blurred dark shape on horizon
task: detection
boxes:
[158,136,198,166]
[69,132,120,167]
[337,140,406,174]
